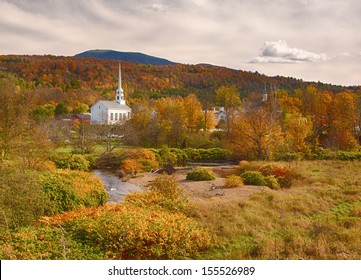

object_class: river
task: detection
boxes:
[92,169,141,203]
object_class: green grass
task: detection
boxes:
[192,161,361,260]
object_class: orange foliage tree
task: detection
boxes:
[329,92,359,150]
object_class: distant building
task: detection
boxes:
[90,63,131,124]
[72,113,91,124]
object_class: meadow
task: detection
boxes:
[192,160,361,260]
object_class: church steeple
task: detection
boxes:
[115,62,125,105]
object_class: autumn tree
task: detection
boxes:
[155,97,185,147]
[15,123,53,169]
[215,85,241,133]
[94,124,124,153]
[0,76,28,159]
[183,94,203,132]
[299,86,333,147]
[283,112,313,152]
[71,120,96,154]
[328,91,358,150]
[228,107,282,160]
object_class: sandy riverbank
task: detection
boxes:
[128,166,270,204]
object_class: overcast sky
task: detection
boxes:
[1,0,361,86]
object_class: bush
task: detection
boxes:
[264,175,280,190]
[83,154,98,170]
[38,170,108,215]
[41,203,211,260]
[258,164,295,188]
[96,151,128,169]
[224,175,244,188]
[50,153,90,171]
[68,155,90,171]
[97,149,159,171]
[184,148,228,162]
[158,147,178,165]
[238,160,263,174]
[50,153,71,169]
[241,171,267,186]
[130,149,159,171]
[121,159,143,175]
[0,226,105,260]
[170,148,189,163]
[126,175,189,213]
[0,166,46,229]
[186,167,216,181]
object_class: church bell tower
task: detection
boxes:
[115,63,125,105]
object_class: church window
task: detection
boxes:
[115,113,118,121]
[110,113,114,120]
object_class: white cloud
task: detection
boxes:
[249,40,328,64]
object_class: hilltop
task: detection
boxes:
[75,49,177,66]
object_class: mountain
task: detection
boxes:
[75,50,177,66]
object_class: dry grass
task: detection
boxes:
[191,161,361,260]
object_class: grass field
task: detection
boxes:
[192,161,361,260]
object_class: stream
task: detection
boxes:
[92,169,141,203]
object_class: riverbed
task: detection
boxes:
[92,169,141,203]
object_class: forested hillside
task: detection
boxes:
[0,54,358,108]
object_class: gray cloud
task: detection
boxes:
[1,0,361,85]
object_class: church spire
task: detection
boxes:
[115,62,125,105]
[118,63,121,90]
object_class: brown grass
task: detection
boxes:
[190,161,361,260]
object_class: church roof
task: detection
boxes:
[91,100,131,111]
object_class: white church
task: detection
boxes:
[90,63,132,124]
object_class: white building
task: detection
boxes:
[90,63,131,124]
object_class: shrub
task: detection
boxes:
[184,148,228,162]
[50,153,90,171]
[0,226,105,260]
[170,148,189,163]
[241,171,267,186]
[50,153,71,169]
[259,164,295,188]
[68,155,90,171]
[130,149,159,171]
[121,159,143,175]
[38,170,108,215]
[0,166,46,229]
[126,175,189,213]
[96,151,128,169]
[159,147,178,165]
[42,203,211,260]
[186,167,216,181]
[83,154,98,170]
[238,160,263,174]
[224,175,244,188]
[264,175,280,190]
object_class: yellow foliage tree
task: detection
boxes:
[283,112,313,152]
[329,92,359,150]
[228,107,283,160]
[215,85,241,133]
[183,94,203,132]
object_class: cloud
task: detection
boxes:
[249,40,328,64]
